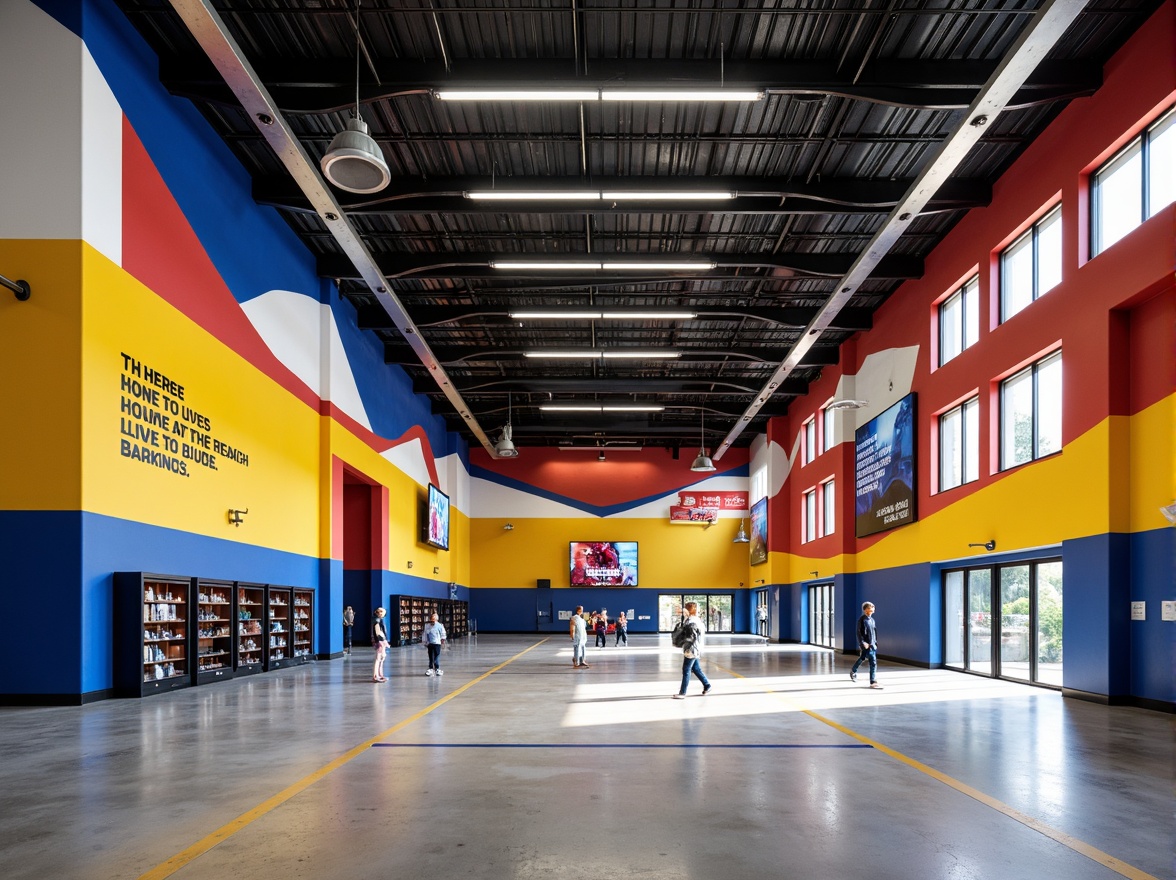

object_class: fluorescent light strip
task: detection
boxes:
[601,89,764,102]
[600,311,697,319]
[436,89,763,103]
[601,191,735,200]
[493,260,714,271]
[492,261,603,271]
[510,311,697,320]
[467,190,734,201]
[524,350,680,359]
[467,191,600,201]
[511,311,603,319]
[600,261,716,271]
[436,89,599,101]
[540,404,665,412]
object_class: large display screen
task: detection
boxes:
[854,393,917,538]
[425,484,450,550]
[749,497,768,565]
[570,542,638,586]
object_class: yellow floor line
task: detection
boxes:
[139,639,548,880]
[712,663,1159,880]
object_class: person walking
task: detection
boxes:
[570,605,589,669]
[614,612,628,647]
[850,601,882,688]
[757,603,769,639]
[594,611,608,648]
[422,611,446,676]
[371,607,389,682]
[342,605,355,655]
[671,601,711,699]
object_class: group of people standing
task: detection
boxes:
[351,599,882,693]
[363,606,447,683]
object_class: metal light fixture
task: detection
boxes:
[690,411,716,472]
[436,88,763,103]
[827,399,869,410]
[968,541,997,552]
[503,522,514,531]
[227,508,248,527]
[733,518,750,543]
[320,2,390,194]
[494,394,519,458]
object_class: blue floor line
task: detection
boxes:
[373,743,872,749]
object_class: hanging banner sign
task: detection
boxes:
[678,491,748,510]
[670,505,718,523]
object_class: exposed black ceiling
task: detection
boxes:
[114,0,1159,458]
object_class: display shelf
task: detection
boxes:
[195,579,235,684]
[292,588,314,663]
[266,586,293,670]
[234,582,265,676]
[115,572,194,697]
[389,596,468,646]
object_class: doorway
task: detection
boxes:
[754,588,769,638]
[807,582,835,648]
[944,558,1062,687]
[658,594,734,632]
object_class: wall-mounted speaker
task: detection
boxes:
[537,578,551,589]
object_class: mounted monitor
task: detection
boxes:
[425,484,450,550]
[854,393,917,538]
[570,542,638,586]
[749,497,768,565]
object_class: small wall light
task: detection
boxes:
[228,508,248,527]
[968,540,996,552]
[433,566,440,574]
[810,571,819,578]
[407,561,413,569]
[1,273,31,301]
[503,522,514,531]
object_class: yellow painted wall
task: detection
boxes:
[470,517,750,590]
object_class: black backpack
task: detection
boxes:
[671,619,689,648]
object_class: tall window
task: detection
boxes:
[1001,351,1062,470]
[821,404,836,453]
[939,276,979,365]
[939,397,979,491]
[1092,106,1175,255]
[820,479,835,537]
[1000,206,1062,322]
[801,418,816,465]
[801,488,816,543]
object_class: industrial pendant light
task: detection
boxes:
[320,1,390,194]
[733,518,750,543]
[495,394,519,458]
[689,410,716,472]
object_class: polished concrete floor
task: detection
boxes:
[0,634,1171,880]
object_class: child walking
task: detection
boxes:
[423,612,446,676]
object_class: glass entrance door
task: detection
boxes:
[807,582,835,648]
[943,559,1062,686]
[658,594,733,632]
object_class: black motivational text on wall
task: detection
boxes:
[118,352,250,478]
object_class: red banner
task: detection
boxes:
[677,491,747,511]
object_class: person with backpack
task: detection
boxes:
[671,602,711,699]
[594,611,608,648]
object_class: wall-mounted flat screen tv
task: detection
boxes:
[749,497,768,565]
[570,542,638,586]
[854,393,917,538]
[425,484,450,550]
